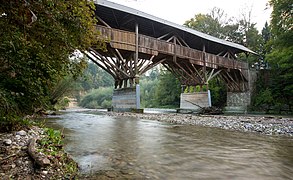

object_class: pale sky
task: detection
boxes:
[108,0,272,31]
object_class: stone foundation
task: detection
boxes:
[180,92,210,112]
[225,92,250,113]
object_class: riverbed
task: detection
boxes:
[45,109,293,179]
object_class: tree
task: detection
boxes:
[0,1,104,117]
[153,70,181,108]
[260,22,271,63]
[140,69,159,107]
[184,8,229,39]
[265,0,293,112]
[77,62,114,91]
[184,13,223,38]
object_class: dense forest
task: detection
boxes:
[0,0,105,130]
[0,0,292,131]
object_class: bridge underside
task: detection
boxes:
[87,25,249,92]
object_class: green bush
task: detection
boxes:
[54,97,71,110]
[79,87,113,109]
[101,100,112,108]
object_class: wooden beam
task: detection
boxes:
[157,33,170,40]
[217,51,225,56]
[207,69,215,82]
[90,48,130,78]
[173,61,198,83]
[202,45,207,82]
[85,52,116,78]
[177,36,190,48]
[163,64,189,85]
[176,38,183,46]
[120,15,134,26]
[96,16,111,28]
[112,10,119,27]
[190,63,205,83]
[167,36,175,42]
[207,69,222,82]
[89,52,121,79]
[140,58,165,75]
[225,71,241,91]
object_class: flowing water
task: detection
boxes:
[45,109,293,179]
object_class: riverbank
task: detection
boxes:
[0,126,78,179]
[106,112,293,137]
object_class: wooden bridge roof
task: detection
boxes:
[94,0,256,56]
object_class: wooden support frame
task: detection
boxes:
[90,24,250,92]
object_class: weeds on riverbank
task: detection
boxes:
[38,128,79,179]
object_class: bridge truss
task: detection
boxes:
[87,0,255,92]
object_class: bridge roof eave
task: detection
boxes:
[95,0,257,55]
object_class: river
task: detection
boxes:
[45,109,293,179]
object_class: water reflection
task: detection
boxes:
[45,110,293,179]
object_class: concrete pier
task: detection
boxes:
[179,92,210,113]
[112,88,136,111]
[112,87,143,112]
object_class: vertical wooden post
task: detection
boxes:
[173,36,177,62]
[203,45,206,83]
[135,23,139,77]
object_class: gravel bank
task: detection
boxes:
[0,126,78,179]
[107,112,293,137]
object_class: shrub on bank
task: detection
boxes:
[79,87,113,109]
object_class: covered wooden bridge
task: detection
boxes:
[87,0,256,111]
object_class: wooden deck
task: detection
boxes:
[97,25,248,71]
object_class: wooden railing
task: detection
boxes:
[96,25,248,70]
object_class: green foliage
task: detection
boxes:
[39,128,63,150]
[39,128,79,178]
[140,70,159,107]
[184,7,261,65]
[0,115,33,132]
[0,1,104,119]
[257,0,293,113]
[79,87,113,109]
[153,70,181,108]
[49,77,75,106]
[76,62,114,91]
[253,88,274,112]
[184,13,223,38]
[54,97,70,110]
[140,69,181,108]
[209,79,227,108]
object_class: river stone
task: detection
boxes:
[11,164,16,168]
[15,135,21,140]
[16,130,27,136]
[3,139,12,145]
[105,171,117,178]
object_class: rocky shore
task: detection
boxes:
[107,112,293,137]
[0,126,78,179]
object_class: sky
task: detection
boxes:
[108,0,272,31]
